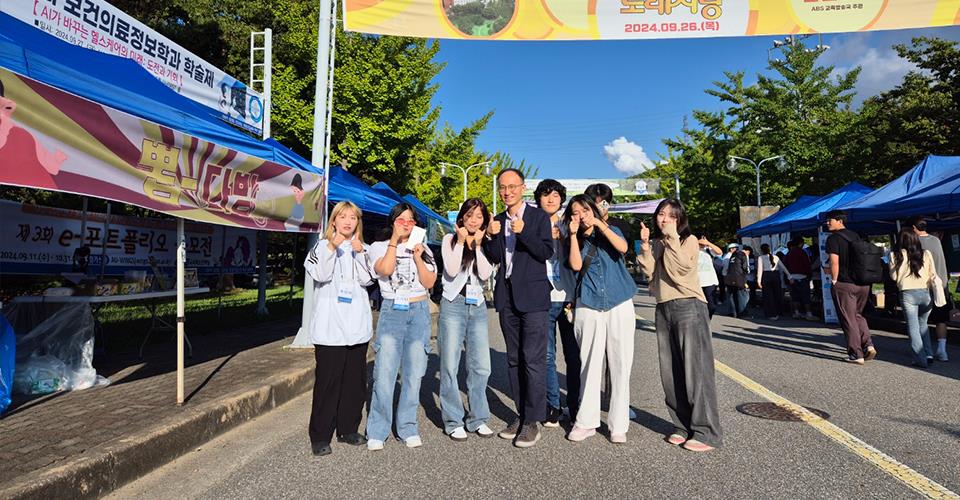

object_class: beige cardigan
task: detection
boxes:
[638,234,706,304]
[888,249,935,291]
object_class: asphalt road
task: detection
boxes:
[110,293,959,499]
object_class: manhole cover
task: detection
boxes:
[736,402,830,422]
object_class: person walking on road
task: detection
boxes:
[437,198,496,441]
[482,168,554,448]
[908,216,951,362]
[303,201,374,457]
[757,243,787,320]
[638,199,723,452]
[366,203,438,450]
[534,179,581,427]
[722,243,750,319]
[824,210,876,365]
[564,195,636,445]
[784,238,817,320]
[889,228,937,368]
[697,236,722,318]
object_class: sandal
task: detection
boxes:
[682,439,715,452]
[665,433,687,446]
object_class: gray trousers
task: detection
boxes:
[655,298,724,447]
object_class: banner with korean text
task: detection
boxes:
[0,68,324,233]
[343,0,960,41]
[1,0,265,135]
[0,200,256,275]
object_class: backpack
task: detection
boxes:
[724,251,748,287]
[838,231,884,286]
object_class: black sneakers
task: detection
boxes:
[543,406,561,428]
[311,442,332,456]
[336,433,367,446]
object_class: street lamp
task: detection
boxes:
[727,155,788,206]
[439,161,492,203]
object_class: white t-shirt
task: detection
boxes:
[697,249,719,288]
[369,240,436,300]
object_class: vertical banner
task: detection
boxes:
[0,68,323,232]
[2,0,265,135]
[818,227,838,324]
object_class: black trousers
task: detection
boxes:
[308,343,368,445]
[499,295,549,424]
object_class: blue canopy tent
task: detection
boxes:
[327,167,396,216]
[738,195,819,237]
[0,13,319,174]
[741,183,875,237]
[836,155,960,229]
[370,182,451,229]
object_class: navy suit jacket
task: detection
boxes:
[482,205,554,312]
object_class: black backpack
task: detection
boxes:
[724,250,748,287]
[838,231,884,286]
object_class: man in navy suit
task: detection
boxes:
[483,168,554,448]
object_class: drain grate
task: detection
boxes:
[736,402,830,422]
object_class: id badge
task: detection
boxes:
[337,283,353,304]
[465,284,483,306]
[393,290,411,311]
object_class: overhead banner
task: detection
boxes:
[1,0,265,135]
[524,178,659,198]
[0,200,256,275]
[0,68,324,233]
[343,0,960,40]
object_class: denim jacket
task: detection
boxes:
[576,226,636,311]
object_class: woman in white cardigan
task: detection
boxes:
[438,198,495,441]
[304,201,374,457]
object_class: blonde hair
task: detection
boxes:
[324,201,364,243]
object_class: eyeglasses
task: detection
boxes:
[395,218,417,227]
[498,184,524,192]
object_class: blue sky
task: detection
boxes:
[429,26,960,180]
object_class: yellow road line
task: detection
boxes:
[635,313,958,499]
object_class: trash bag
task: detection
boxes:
[5,301,109,394]
[0,312,15,413]
[13,354,66,395]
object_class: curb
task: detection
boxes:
[0,364,314,499]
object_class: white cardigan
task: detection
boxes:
[440,233,493,302]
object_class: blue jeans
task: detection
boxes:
[546,301,580,419]
[900,289,933,367]
[437,295,491,434]
[366,299,431,441]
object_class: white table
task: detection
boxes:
[11,288,210,358]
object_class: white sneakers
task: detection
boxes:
[367,439,384,451]
[475,424,495,438]
[449,427,468,441]
[936,349,949,362]
[366,436,423,450]
[404,435,423,448]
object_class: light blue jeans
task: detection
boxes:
[437,295,490,434]
[900,289,933,367]
[366,299,431,442]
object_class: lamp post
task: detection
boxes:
[439,161,492,203]
[727,155,788,206]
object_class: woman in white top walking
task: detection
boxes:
[757,243,788,320]
[365,202,437,450]
[889,228,937,368]
[438,198,495,441]
[303,201,375,457]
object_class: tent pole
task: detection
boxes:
[176,218,185,406]
[80,196,88,251]
[218,226,226,320]
[256,231,269,315]
[295,0,335,346]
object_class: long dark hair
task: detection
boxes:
[894,228,924,278]
[650,198,693,241]
[381,202,433,264]
[562,195,602,243]
[450,198,490,270]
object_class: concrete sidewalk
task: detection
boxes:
[0,317,315,499]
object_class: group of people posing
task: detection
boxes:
[302,168,723,457]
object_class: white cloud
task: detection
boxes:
[603,137,654,175]
[819,33,918,103]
